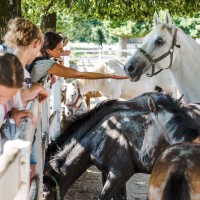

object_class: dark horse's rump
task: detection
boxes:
[44,92,200,200]
[149,144,200,200]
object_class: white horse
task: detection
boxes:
[64,59,179,115]
[64,82,88,115]
[124,11,200,103]
[66,58,179,101]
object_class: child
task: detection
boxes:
[0,52,34,153]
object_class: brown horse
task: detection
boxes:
[148,143,200,200]
[83,90,102,110]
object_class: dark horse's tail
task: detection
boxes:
[161,167,191,200]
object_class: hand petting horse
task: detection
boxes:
[65,58,179,115]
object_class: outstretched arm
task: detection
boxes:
[47,63,128,80]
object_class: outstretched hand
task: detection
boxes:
[109,74,128,79]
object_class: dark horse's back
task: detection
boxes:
[44,92,182,199]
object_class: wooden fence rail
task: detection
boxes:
[0,78,62,200]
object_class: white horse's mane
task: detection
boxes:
[177,27,200,49]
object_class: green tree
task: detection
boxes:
[0,0,21,42]
[173,13,200,38]
[20,0,200,49]
[22,0,68,32]
[64,0,199,21]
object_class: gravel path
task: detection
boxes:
[64,166,150,200]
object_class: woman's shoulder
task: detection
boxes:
[27,57,55,73]
[34,56,55,65]
[29,57,56,83]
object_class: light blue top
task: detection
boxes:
[30,58,55,83]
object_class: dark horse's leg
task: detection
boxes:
[101,172,127,200]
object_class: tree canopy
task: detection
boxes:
[2,0,197,45]
[64,0,200,21]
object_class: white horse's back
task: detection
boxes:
[68,59,179,100]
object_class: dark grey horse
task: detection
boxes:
[44,92,200,200]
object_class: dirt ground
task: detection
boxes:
[64,166,150,200]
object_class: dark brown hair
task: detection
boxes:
[0,52,24,88]
[40,32,63,58]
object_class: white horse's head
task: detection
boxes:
[65,81,88,115]
[124,11,180,81]
[65,81,80,105]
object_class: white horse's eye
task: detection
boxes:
[155,38,164,45]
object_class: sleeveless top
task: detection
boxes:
[27,56,55,83]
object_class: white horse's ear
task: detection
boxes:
[153,12,161,26]
[148,96,156,113]
[165,11,172,28]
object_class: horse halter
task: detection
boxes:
[66,83,83,110]
[136,28,181,77]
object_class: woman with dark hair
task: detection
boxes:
[29,31,127,83]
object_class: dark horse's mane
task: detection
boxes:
[47,99,119,157]
[47,92,195,158]
[165,105,200,142]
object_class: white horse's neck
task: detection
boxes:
[170,28,200,102]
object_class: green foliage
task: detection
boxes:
[63,0,199,21]
[173,13,200,38]
[21,0,200,44]
[21,0,68,25]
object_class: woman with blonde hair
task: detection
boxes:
[4,17,48,105]
[4,17,48,183]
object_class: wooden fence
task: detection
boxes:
[0,77,62,200]
[0,48,135,199]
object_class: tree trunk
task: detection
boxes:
[0,0,21,43]
[117,37,127,58]
[41,12,57,33]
